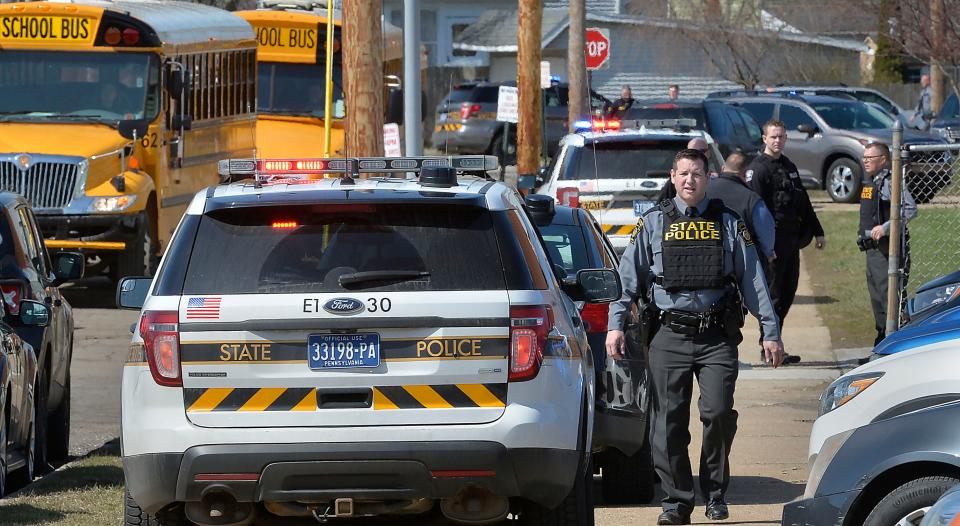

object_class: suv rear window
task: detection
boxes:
[182,204,506,294]
[562,139,689,180]
[446,87,475,105]
[470,86,501,103]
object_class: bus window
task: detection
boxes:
[258,62,345,118]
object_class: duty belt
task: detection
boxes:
[661,309,724,335]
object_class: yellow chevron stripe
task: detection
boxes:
[403,385,454,409]
[291,390,316,412]
[458,384,506,407]
[238,388,286,412]
[187,388,233,412]
[617,225,634,235]
[373,388,399,410]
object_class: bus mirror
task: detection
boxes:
[172,114,192,131]
[386,88,404,125]
[118,119,149,140]
[166,68,190,98]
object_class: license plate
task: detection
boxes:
[634,200,655,216]
[308,333,380,370]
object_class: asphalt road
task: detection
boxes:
[58,277,831,525]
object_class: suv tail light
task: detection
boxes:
[580,303,609,333]
[460,103,481,120]
[557,187,579,208]
[0,280,25,315]
[509,305,552,382]
[139,311,181,387]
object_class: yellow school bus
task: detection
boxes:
[0,1,256,279]
[237,7,402,158]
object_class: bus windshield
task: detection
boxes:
[0,51,158,122]
[258,62,345,118]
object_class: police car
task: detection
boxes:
[533,118,723,253]
[117,156,620,526]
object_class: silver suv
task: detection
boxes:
[723,94,949,202]
[117,155,619,526]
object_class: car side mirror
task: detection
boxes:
[563,268,622,303]
[117,277,153,310]
[19,300,49,327]
[52,251,84,285]
[172,114,192,131]
[797,123,817,136]
[386,88,404,125]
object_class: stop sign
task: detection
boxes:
[585,28,610,70]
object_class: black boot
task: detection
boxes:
[657,509,691,525]
[705,498,729,520]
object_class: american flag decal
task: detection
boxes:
[186,297,222,319]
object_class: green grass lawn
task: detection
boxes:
[805,208,960,349]
[0,442,123,525]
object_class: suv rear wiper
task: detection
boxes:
[339,270,430,287]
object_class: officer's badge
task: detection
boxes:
[737,221,754,246]
[745,169,753,182]
[861,186,873,200]
[629,217,644,244]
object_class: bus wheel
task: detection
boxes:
[116,212,158,280]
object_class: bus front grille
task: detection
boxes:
[0,161,80,209]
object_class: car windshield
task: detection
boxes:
[0,50,158,122]
[258,62,344,118]
[540,224,590,277]
[812,101,895,130]
[183,203,506,294]
[562,139,696,180]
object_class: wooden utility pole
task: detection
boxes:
[344,0,384,162]
[517,0,542,176]
[930,0,946,112]
[567,0,586,130]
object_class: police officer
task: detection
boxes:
[860,142,916,345]
[607,149,784,525]
[605,84,636,119]
[706,152,775,263]
[748,119,825,332]
[657,138,714,202]
[911,74,933,131]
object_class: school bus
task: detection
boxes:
[0,1,257,279]
[237,6,402,158]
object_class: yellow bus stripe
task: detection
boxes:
[373,388,400,410]
[403,385,454,409]
[291,391,317,411]
[187,388,233,412]
[457,384,506,407]
[238,388,285,412]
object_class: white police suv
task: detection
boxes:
[117,156,620,526]
[533,118,723,253]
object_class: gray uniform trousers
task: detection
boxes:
[866,242,911,342]
[648,324,739,515]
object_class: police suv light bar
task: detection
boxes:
[621,118,698,130]
[217,155,499,182]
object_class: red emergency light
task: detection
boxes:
[258,159,329,174]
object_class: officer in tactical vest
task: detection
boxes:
[707,152,775,262]
[607,149,784,525]
[604,85,636,119]
[859,142,916,345]
[748,119,825,331]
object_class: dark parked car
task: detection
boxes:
[1,296,52,496]
[623,99,764,160]
[526,194,654,505]
[0,193,83,469]
[932,91,960,143]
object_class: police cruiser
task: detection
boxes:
[117,155,620,526]
[533,118,723,253]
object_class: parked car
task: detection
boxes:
[526,194,654,505]
[786,365,960,526]
[623,99,764,160]
[712,93,949,203]
[756,85,916,129]
[533,119,722,253]
[431,81,607,162]
[906,269,960,323]
[0,193,83,467]
[931,91,960,143]
[0,297,51,497]
[118,155,617,526]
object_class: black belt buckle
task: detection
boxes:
[665,311,707,335]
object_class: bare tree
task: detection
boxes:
[888,0,960,94]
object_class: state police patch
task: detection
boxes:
[737,221,753,246]
[629,217,644,244]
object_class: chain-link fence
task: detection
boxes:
[899,143,960,299]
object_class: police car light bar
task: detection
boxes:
[621,118,698,130]
[217,156,499,181]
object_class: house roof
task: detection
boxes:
[763,3,877,38]
[544,0,619,15]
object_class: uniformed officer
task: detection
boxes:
[748,119,825,332]
[605,85,636,119]
[657,138,714,202]
[859,142,916,345]
[607,149,784,525]
[911,74,933,131]
[706,152,775,263]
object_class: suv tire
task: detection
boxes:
[33,373,48,475]
[864,476,959,526]
[826,157,862,203]
[521,458,594,526]
[599,441,655,504]
[47,368,70,463]
[117,211,158,280]
[124,490,188,526]
[0,400,8,497]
